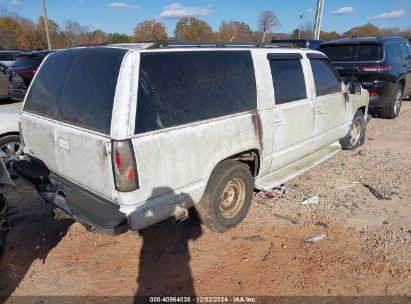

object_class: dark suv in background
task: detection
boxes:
[320,36,411,118]
[7,50,54,101]
[271,39,324,50]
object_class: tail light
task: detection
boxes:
[369,92,379,97]
[357,65,391,72]
[19,69,37,76]
[112,140,139,192]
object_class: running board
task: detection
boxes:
[255,142,341,190]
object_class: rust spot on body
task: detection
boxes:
[251,111,263,150]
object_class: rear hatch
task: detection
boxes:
[320,43,384,83]
[8,53,48,91]
[20,47,128,200]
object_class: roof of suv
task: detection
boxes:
[108,40,304,51]
[321,36,408,46]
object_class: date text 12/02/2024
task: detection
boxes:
[148,296,257,303]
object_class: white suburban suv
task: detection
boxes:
[13,42,369,234]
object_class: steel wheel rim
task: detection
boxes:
[394,88,402,115]
[220,177,246,219]
[0,141,21,161]
[349,121,361,145]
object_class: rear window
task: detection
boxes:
[11,56,43,68]
[135,51,257,134]
[320,44,383,62]
[0,53,16,61]
[24,48,127,134]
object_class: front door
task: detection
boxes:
[307,54,348,151]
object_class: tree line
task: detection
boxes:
[1,10,410,51]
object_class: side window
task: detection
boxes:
[268,58,307,104]
[135,51,257,134]
[399,42,409,60]
[310,59,342,96]
[386,42,402,63]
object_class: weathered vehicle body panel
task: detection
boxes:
[18,45,369,232]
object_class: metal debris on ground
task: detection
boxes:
[231,235,266,241]
[315,221,329,228]
[306,232,327,244]
[361,183,385,200]
[301,195,319,205]
[262,242,274,261]
[256,184,286,200]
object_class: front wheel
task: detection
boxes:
[196,160,254,232]
[340,110,366,150]
[0,135,22,162]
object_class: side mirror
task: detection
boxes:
[348,83,362,95]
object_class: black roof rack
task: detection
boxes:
[146,40,297,49]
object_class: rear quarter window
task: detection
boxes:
[24,48,128,134]
[135,51,257,134]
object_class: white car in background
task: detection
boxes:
[0,105,21,161]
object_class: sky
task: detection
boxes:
[0,0,410,36]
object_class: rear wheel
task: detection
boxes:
[340,110,366,150]
[196,160,254,232]
[382,84,402,119]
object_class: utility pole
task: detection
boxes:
[298,14,303,39]
[42,0,52,50]
[313,0,324,40]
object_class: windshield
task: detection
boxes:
[321,44,383,62]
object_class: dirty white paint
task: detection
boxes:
[19,46,369,231]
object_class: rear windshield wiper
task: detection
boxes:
[340,56,357,61]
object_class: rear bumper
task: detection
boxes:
[7,89,26,101]
[12,158,128,235]
[369,96,391,108]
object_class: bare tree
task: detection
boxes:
[257,11,280,42]
[63,20,88,47]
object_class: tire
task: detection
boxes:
[382,84,402,119]
[340,110,366,150]
[0,134,21,161]
[196,160,254,232]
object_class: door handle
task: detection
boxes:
[274,119,285,127]
[57,137,70,151]
[316,105,324,115]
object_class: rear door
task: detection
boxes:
[307,54,347,150]
[21,48,128,200]
[267,53,316,172]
